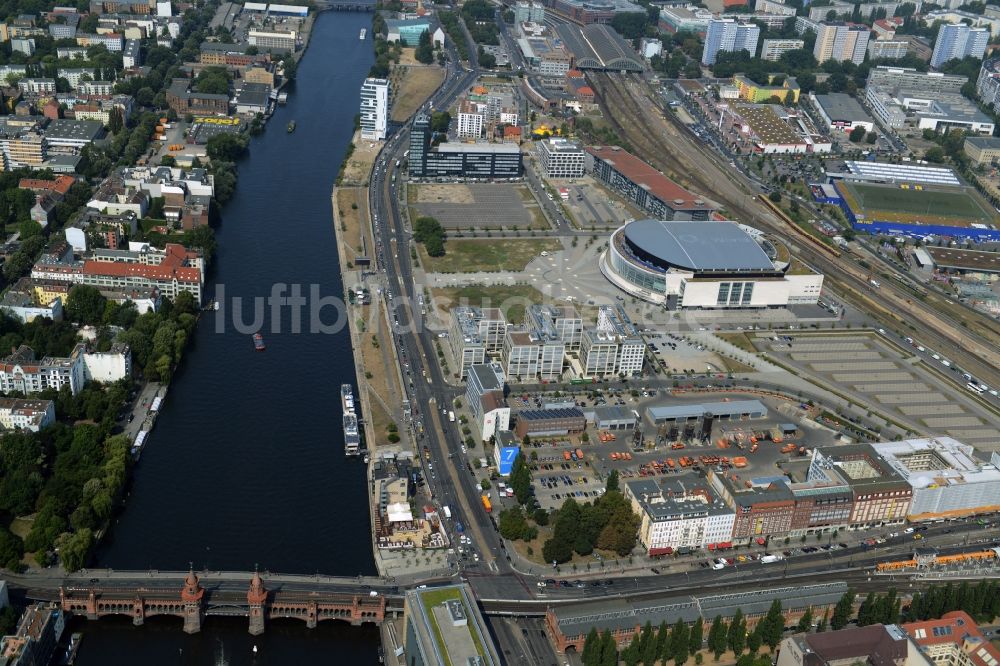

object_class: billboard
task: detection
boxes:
[496,446,520,477]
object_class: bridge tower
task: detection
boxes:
[180,568,205,634]
[247,570,267,636]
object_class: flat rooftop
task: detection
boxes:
[842,161,961,187]
[437,142,521,154]
[647,399,768,422]
[737,104,803,146]
[925,246,1000,273]
[586,146,712,211]
[623,220,775,272]
[813,92,873,123]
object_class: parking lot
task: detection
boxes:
[544,175,638,229]
[756,331,1000,450]
[645,331,734,374]
[409,183,542,229]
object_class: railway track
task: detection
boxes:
[588,71,1000,390]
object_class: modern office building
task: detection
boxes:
[625,475,737,554]
[526,304,582,350]
[360,77,389,141]
[701,19,760,65]
[538,138,585,178]
[931,23,988,68]
[408,115,523,178]
[501,329,565,380]
[514,1,545,23]
[760,38,804,61]
[658,5,713,35]
[813,22,870,64]
[385,18,431,45]
[585,146,715,220]
[595,304,645,375]
[448,306,507,372]
[602,220,824,308]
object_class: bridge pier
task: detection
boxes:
[132,597,144,627]
[248,571,267,636]
[181,569,205,634]
[306,601,318,629]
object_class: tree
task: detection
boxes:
[193,66,231,94]
[759,599,784,651]
[415,29,434,63]
[600,629,618,666]
[728,609,746,655]
[849,125,866,142]
[413,216,446,257]
[797,607,813,633]
[509,453,532,505]
[206,133,249,162]
[583,627,601,666]
[689,617,704,655]
[66,285,107,325]
[673,618,690,666]
[606,469,620,492]
[430,111,451,132]
[831,591,855,630]
[924,146,945,163]
[768,190,782,203]
[708,615,727,660]
[817,609,828,633]
[498,506,536,541]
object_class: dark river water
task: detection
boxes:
[77,11,380,664]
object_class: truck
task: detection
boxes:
[481,495,492,513]
[442,506,452,519]
[448,411,455,422]
[760,554,782,564]
[563,450,572,461]
[576,448,585,461]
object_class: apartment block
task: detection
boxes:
[813,22,870,64]
[625,475,736,554]
[466,363,510,442]
[0,398,55,432]
[931,23,988,68]
[761,38,804,61]
[702,19,760,65]
[449,307,507,373]
[526,304,582,350]
[501,329,564,380]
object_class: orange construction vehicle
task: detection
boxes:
[666,459,676,469]
[732,457,748,468]
[610,452,619,461]
[671,442,685,450]
[624,452,633,461]
[749,443,759,453]
[780,444,796,454]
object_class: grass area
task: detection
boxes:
[433,284,545,325]
[787,256,815,275]
[335,188,364,257]
[417,238,562,273]
[356,304,398,444]
[841,181,994,225]
[391,65,445,123]
[717,332,757,354]
[720,356,757,374]
[419,587,485,663]
[10,516,39,567]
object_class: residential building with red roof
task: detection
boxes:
[904,611,1000,666]
[19,174,75,199]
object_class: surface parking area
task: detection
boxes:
[755,332,1000,450]
[410,183,539,229]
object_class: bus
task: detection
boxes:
[481,495,492,512]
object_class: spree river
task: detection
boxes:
[77,11,380,664]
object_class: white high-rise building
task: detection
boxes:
[359,77,389,141]
[931,23,989,69]
[701,19,761,66]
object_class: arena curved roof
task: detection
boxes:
[622,220,775,272]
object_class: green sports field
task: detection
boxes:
[839,181,995,227]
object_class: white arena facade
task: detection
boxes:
[601,220,824,308]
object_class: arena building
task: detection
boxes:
[601,220,824,308]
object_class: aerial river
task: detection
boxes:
[77,11,380,664]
